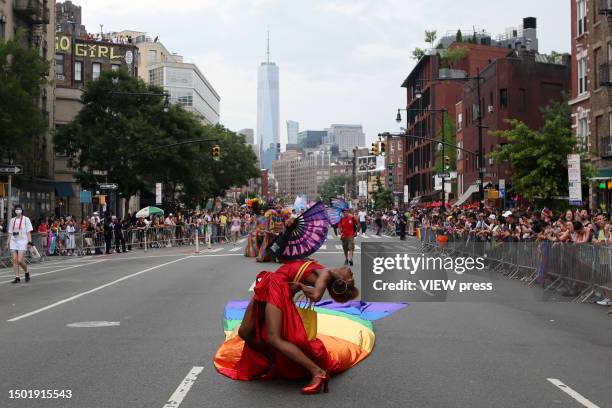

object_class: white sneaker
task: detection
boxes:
[596,297,612,306]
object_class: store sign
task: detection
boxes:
[155,183,162,205]
[499,179,506,198]
[567,154,582,206]
[55,35,124,60]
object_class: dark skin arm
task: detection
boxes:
[290,268,331,303]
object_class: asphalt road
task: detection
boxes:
[0,233,610,408]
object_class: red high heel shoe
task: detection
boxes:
[301,371,330,395]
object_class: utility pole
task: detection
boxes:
[476,68,484,212]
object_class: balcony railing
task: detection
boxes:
[599,0,612,15]
[13,0,49,24]
[599,62,612,87]
[601,136,612,158]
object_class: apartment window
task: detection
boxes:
[578,117,588,148]
[518,88,526,112]
[74,61,83,82]
[596,115,603,152]
[55,54,64,80]
[92,62,101,80]
[500,89,508,108]
[457,112,463,130]
[594,48,601,88]
[577,0,586,36]
[148,49,157,64]
[0,19,5,40]
[578,56,588,94]
[608,42,612,62]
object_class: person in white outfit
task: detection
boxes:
[7,204,33,283]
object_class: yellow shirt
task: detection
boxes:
[220,215,227,225]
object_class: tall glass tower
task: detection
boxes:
[257,30,280,170]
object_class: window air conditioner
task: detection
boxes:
[488,105,495,113]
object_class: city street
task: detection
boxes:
[1,235,610,408]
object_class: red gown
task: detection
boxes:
[217,260,340,380]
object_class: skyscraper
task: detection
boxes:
[286,120,299,146]
[257,30,280,170]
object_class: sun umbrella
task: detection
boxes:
[136,206,164,218]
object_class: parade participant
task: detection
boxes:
[357,208,367,235]
[337,208,358,265]
[230,212,242,245]
[7,204,34,283]
[219,259,358,394]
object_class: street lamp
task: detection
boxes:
[395,107,448,210]
[414,69,485,211]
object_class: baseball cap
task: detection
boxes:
[502,211,513,218]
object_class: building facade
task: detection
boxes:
[1,0,56,219]
[401,42,511,203]
[286,120,299,145]
[149,59,220,125]
[257,58,280,170]
[456,51,570,200]
[53,26,139,214]
[327,124,366,154]
[583,0,612,210]
[298,130,327,149]
[272,150,332,198]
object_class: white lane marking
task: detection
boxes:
[383,235,392,239]
[248,280,256,292]
[320,245,327,250]
[547,378,600,408]
[327,234,334,240]
[162,366,204,408]
[355,245,361,250]
[362,234,369,239]
[0,260,106,285]
[7,256,192,322]
[67,321,120,328]
[205,248,223,253]
[229,246,242,252]
[335,245,343,250]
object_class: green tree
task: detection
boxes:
[489,97,593,206]
[456,30,463,43]
[424,30,437,49]
[371,177,394,210]
[319,175,349,203]
[0,30,49,167]
[411,47,425,61]
[54,69,259,213]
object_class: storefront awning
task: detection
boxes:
[55,182,75,198]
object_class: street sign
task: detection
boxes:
[499,179,506,199]
[98,183,118,190]
[0,165,22,174]
[92,170,108,176]
[155,182,162,205]
[80,190,92,203]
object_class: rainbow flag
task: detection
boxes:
[215,300,408,375]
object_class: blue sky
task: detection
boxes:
[78,0,570,145]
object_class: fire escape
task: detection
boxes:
[12,0,51,177]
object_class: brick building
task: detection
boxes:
[399,43,510,203]
[580,0,612,210]
[456,51,570,201]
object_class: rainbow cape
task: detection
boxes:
[215,300,408,375]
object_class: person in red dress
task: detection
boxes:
[226,259,358,394]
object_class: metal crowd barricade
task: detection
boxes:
[416,227,612,304]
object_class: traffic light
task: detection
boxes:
[372,142,379,156]
[380,142,386,156]
[212,145,221,161]
[444,155,451,170]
